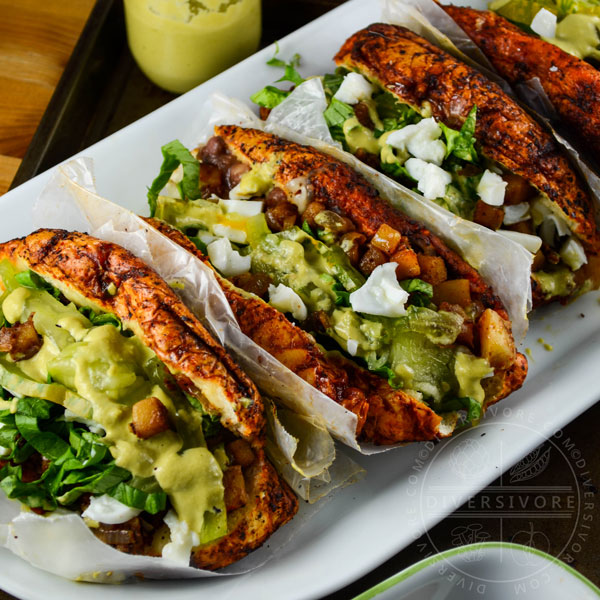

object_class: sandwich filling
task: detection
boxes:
[0,261,252,562]
[148,137,519,423]
[251,57,594,302]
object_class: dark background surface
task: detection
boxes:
[4,0,599,597]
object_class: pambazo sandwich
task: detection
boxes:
[440,3,600,154]
[0,229,297,571]
[147,125,528,446]
[252,24,600,306]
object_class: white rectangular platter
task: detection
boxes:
[1,0,599,598]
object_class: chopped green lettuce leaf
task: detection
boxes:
[323,98,355,128]
[438,396,483,424]
[250,85,291,109]
[440,106,478,163]
[147,140,201,217]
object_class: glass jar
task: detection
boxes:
[123,0,262,94]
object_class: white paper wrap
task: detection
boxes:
[231,81,532,340]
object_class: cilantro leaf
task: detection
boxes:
[270,52,304,86]
[147,140,201,217]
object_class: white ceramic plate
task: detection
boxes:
[1,0,599,598]
[355,543,600,600]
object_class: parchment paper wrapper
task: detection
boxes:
[195,86,532,339]
[385,0,600,213]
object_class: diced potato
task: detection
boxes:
[478,308,515,370]
[416,254,447,285]
[359,245,387,276]
[433,279,472,308]
[503,173,536,206]
[130,397,170,439]
[507,220,534,235]
[371,224,402,255]
[473,199,504,230]
[223,465,248,512]
[226,439,255,468]
[391,247,421,280]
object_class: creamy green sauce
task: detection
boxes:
[1,283,226,541]
[158,194,492,407]
[547,14,600,60]
[532,268,576,299]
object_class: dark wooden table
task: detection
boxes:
[0,0,598,597]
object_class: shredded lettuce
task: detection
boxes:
[373,91,421,131]
[440,106,479,164]
[14,270,62,299]
[322,69,348,97]
[0,397,151,512]
[77,306,123,331]
[147,140,201,217]
[438,396,483,424]
[323,98,355,128]
[250,85,291,109]
[400,278,434,307]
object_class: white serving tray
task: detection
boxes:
[1,0,599,598]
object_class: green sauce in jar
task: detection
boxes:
[124,0,261,93]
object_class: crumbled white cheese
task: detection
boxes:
[285,177,310,214]
[349,262,409,317]
[477,170,507,206]
[498,230,543,254]
[219,199,264,217]
[503,202,531,225]
[333,72,375,104]
[228,183,252,201]
[63,409,105,435]
[386,118,446,166]
[405,158,452,200]
[268,284,307,321]
[531,8,557,38]
[162,510,200,565]
[207,237,251,277]
[212,223,247,244]
[531,198,572,246]
[196,231,217,246]
[560,237,587,271]
[346,339,359,357]
[82,495,141,525]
